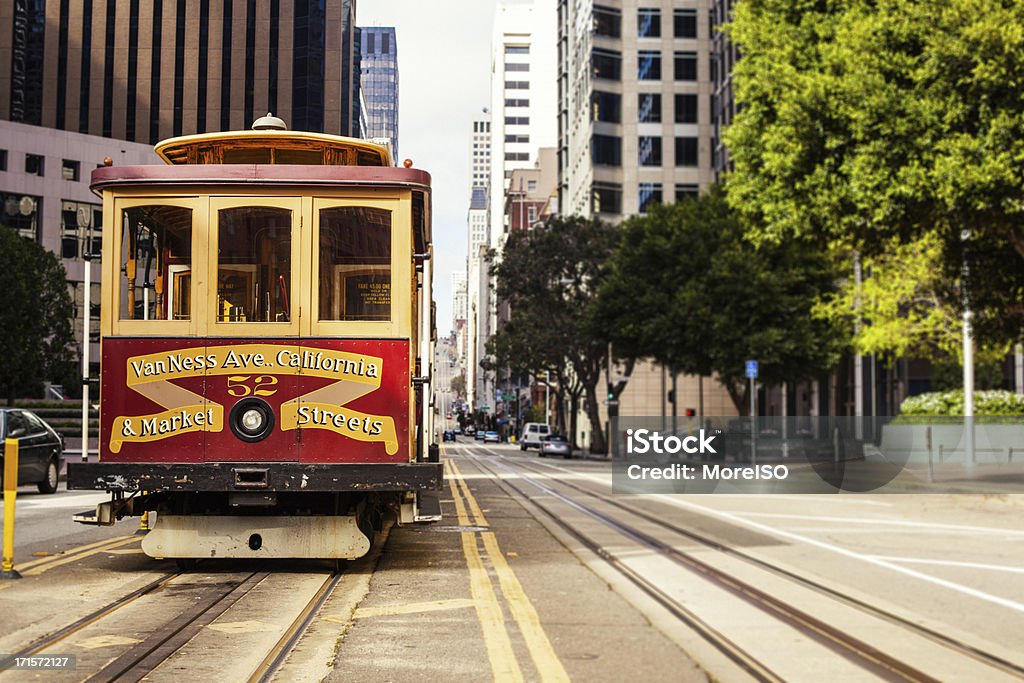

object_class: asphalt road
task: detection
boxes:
[1,442,1021,681]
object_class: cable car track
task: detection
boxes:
[464,446,1020,682]
[5,565,344,682]
[509,451,1024,680]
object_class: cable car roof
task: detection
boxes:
[154,130,393,167]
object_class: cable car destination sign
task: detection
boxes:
[103,339,409,460]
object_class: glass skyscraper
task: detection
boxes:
[358,26,399,156]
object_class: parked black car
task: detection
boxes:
[0,409,63,493]
[442,430,456,442]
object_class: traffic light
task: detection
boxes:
[685,408,695,417]
[667,389,675,404]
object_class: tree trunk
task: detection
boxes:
[725,381,747,415]
[584,382,606,454]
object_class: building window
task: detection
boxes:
[675,94,698,124]
[674,9,697,38]
[527,180,537,192]
[61,200,103,259]
[638,8,660,38]
[675,137,699,166]
[638,93,661,123]
[505,116,530,125]
[638,51,661,80]
[25,154,44,176]
[0,150,7,171]
[528,206,537,222]
[505,134,530,143]
[505,62,530,72]
[505,152,530,161]
[506,45,529,54]
[505,80,530,90]
[638,137,662,166]
[593,5,621,38]
[592,91,621,123]
[675,184,699,201]
[592,135,622,166]
[62,159,81,182]
[674,52,698,81]
[592,183,622,214]
[592,49,622,81]
[2,192,41,240]
[505,98,530,107]
[638,183,662,213]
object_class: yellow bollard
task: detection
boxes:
[2,438,22,579]
[138,510,150,534]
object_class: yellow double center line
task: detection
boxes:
[16,534,141,576]
[445,451,569,683]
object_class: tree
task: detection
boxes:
[0,227,77,404]
[724,0,1024,345]
[814,231,1009,363]
[450,371,466,399]
[487,216,628,453]
[596,189,843,414]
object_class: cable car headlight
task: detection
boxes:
[229,398,275,442]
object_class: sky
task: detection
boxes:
[358,0,498,335]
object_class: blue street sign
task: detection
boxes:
[745,360,759,378]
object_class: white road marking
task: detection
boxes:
[736,512,1024,537]
[520,456,1024,615]
[868,556,1024,575]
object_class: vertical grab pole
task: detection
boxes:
[82,255,91,462]
[422,250,432,447]
[2,439,21,579]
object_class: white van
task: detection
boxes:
[520,423,552,450]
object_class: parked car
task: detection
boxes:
[464,426,476,436]
[0,409,63,493]
[520,422,552,451]
[475,430,486,441]
[442,430,456,442]
[539,434,572,459]
[484,431,500,443]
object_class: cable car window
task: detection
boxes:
[120,206,193,321]
[217,207,292,322]
[319,207,392,321]
[222,147,272,163]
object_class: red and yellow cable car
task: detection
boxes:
[69,116,441,562]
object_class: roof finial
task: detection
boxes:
[252,113,287,131]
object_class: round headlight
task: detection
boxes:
[241,408,264,432]
[229,398,275,443]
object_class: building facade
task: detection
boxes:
[556,0,738,447]
[1,0,361,142]
[466,115,491,410]
[358,26,399,155]
[0,119,158,383]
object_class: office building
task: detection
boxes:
[1,0,361,142]
[359,26,399,155]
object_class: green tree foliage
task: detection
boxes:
[487,216,626,452]
[725,0,1024,344]
[596,190,843,414]
[0,227,77,404]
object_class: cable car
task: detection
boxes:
[69,115,441,562]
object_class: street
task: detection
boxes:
[1,442,1022,681]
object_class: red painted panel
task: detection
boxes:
[100,338,410,464]
[296,339,410,464]
[101,338,209,462]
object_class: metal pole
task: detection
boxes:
[81,256,91,463]
[926,426,934,484]
[963,299,975,466]
[854,254,864,440]
[750,377,756,465]
[2,439,21,578]
[1016,343,1023,396]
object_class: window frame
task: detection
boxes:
[311,195,410,338]
[110,195,207,337]
[208,195,304,337]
